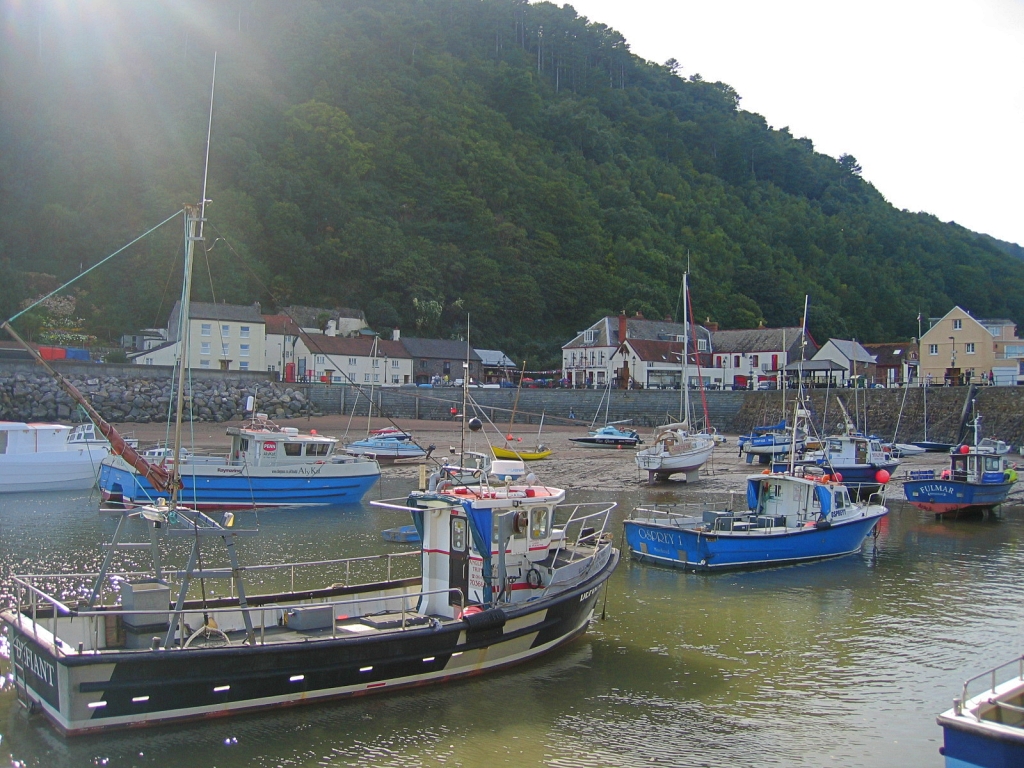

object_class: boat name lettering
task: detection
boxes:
[215,467,244,474]
[271,466,323,476]
[636,527,677,545]
[917,484,956,495]
[12,635,56,688]
[579,586,600,603]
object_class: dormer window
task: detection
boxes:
[584,330,597,344]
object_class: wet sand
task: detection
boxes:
[121,415,1000,502]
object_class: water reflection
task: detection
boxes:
[0,487,1021,767]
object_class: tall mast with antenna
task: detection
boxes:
[680,270,690,423]
[169,52,217,508]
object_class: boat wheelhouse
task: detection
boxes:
[802,433,900,497]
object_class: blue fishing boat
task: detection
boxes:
[801,434,900,497]
[624,469,887,571]
[904,415,1017,516]
[99,413,381,509]
[937,655,1024,767]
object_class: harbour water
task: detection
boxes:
[1,479,1022,767]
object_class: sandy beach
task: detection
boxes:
[120,414,988,502]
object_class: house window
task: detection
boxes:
[239,361,249,370]
[966,342,976,354]
[584,330,597,343]
[392,374,400,384]
[316,355,325,365]
[201,323,211,336]
[221,324,230,337]
[201,342,211,355]
[953,319,962,330]
[240,344,250,357]
[364,373,371,382]
[716,356,722,368]
[373,374,380,382]
[200,359,210,368]
[734,356,740,367]
[751,355,759,367]
[929,344,939,355]
[145,357,153,365]
[372,359,380,368]
[391,359,399,368]
[348,357,357,366]
[697,338,708,352]
[240,326,250,338]
[599,352,605,364]
[590,351,595,365]
[222,344,230,356]
[420,360,427,369]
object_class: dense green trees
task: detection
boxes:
[1,0,1021,365]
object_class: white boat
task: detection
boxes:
[890,442,926,458]
[0,421,110,492]
[635,423,716,483]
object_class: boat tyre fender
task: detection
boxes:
[525,567,543,589]
[463,607,507,633]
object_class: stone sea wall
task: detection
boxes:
[0,371,310,423]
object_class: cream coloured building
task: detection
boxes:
[159,301,266,373]
[918,306,1020,385]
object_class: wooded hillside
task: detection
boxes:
[1,0,1021,365]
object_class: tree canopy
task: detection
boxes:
[1,0,1021,366]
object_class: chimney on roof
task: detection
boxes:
[254,301,261,314]
[634,311,644,320]
[392,328,401,341]
[706,321,719,332]
[618,314,627,343]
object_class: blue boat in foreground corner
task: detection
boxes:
[937,655,1024,768]
[624,470,887,571]
[904,416,1017,517]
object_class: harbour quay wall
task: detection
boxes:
[2,357,1021,445]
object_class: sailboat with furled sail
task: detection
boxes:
[634,271,715,483]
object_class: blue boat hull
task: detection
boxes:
[98,463,379,509]
[941,719,1024,768]
[624,513,885,571]
[904,479,1012,515]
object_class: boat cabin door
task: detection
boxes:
[449,515,470,607]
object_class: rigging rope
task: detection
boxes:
[7,209,184,324]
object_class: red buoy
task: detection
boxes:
[959,444,970,454]
[875,469,891,484]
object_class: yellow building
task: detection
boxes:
[919,306,1019,385]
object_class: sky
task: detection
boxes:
[563,0,1024,246]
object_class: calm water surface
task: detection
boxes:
[0,476,1021,768]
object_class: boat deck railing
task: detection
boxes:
[955,655,1024,721]
[9,549,421,612]
[629,502,712,527]
[8,580,467,655]
[549,502,616,563]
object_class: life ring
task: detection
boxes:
[941,469,951,480]
[525,567,543,588]
[513,509,529,534]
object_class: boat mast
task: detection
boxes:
[169,53,216,508]
[680,270,690,424]
[461,315,470,458]
[919,312,928,441]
